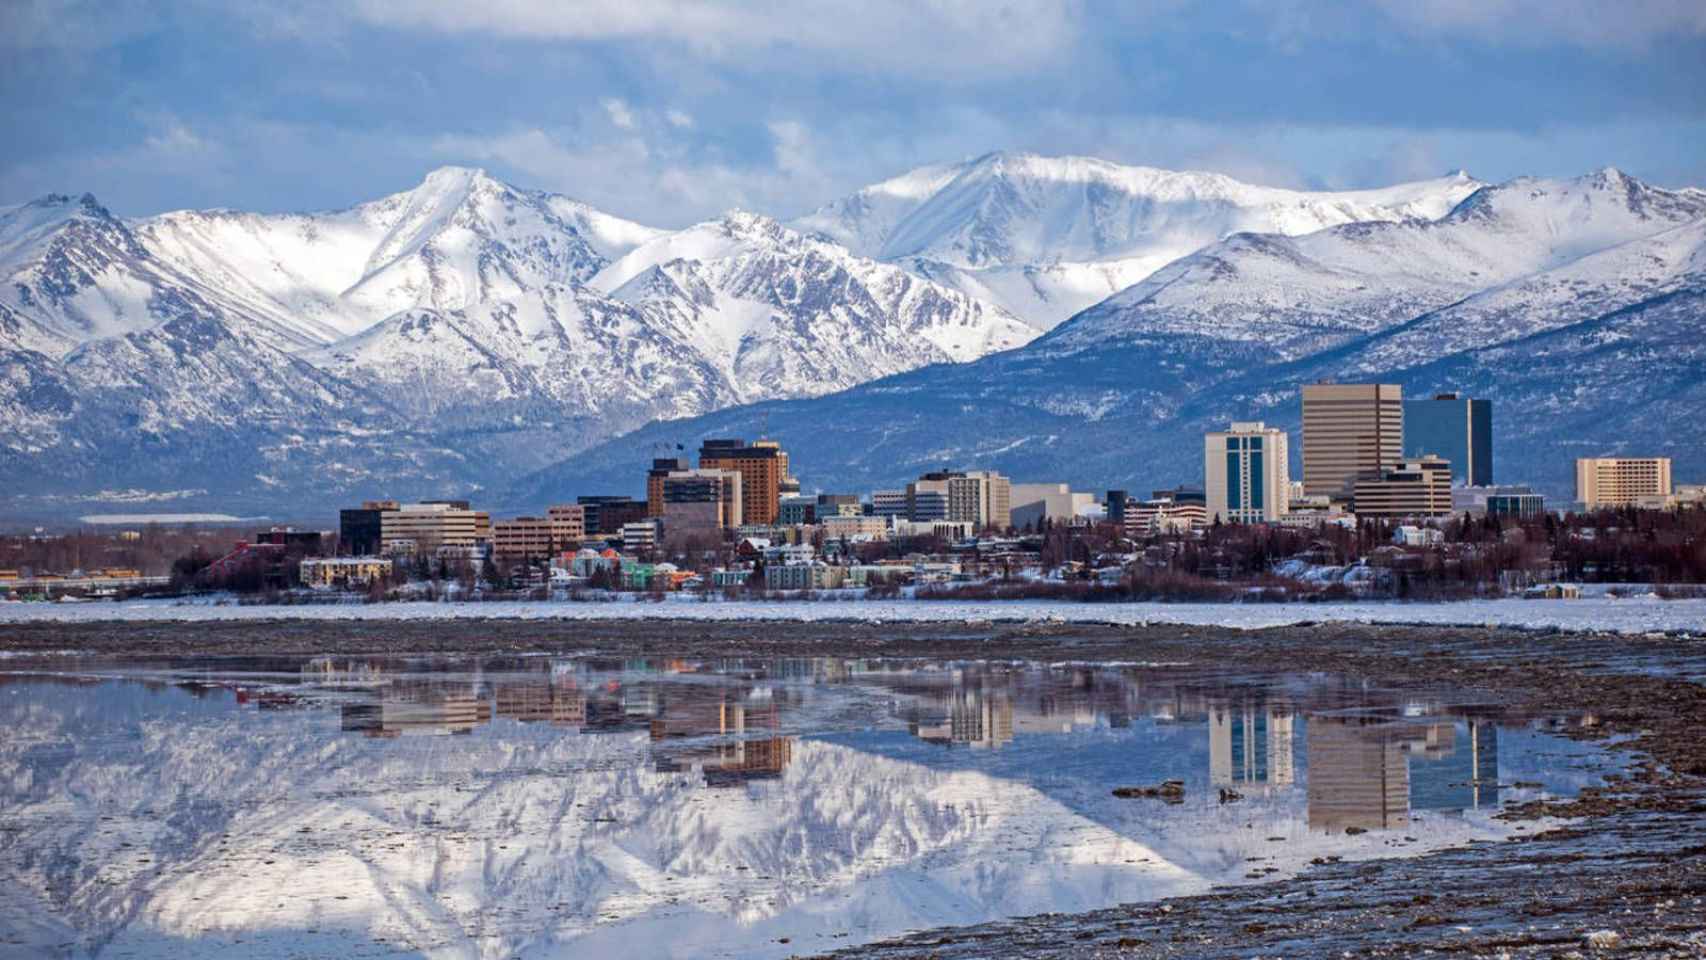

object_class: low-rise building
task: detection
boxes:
[1352,457,1453,518]
[819,515,889,542]
[1010,482,1096,530]
[622,521,660,552]
[765,562,847,591]
[1392,525,1444,547]
[1124,488,1208,536]
[300,557,393,588]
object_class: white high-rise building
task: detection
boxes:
[1205,422,1291,524]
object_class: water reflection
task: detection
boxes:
[0,654,1612,959]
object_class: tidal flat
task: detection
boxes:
[1,619,1702,958]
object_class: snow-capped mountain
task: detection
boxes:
[526,167,1706,505]
[0,168,1034,514]
[795,152,1484,330]
[589,211,1033,399]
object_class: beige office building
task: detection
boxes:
[1575,457,1672,508]
[545,504,587,548]
[381,501,490,554]
[1204,422,1291,523]
[1301,383,1404,497]
[492,516,556,564]
[1351,456,1453,517]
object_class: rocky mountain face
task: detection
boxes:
[0,169,1032,517]
[527,169,1706,505]
[794,151,1484,331]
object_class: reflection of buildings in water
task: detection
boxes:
[1305,715,1411,832]
[910,688,1015,750]
[1305,716,1501,832]
[1409,721,1500,812]
[340,684,492,737]
[492,680,587,729]
[650,692,795,786]
[1208,703,1296,787]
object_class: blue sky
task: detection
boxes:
[3,0,1704,227]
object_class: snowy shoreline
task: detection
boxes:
[0,595,1702,635]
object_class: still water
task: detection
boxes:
[0,654,1614,958]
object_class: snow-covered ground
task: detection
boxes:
[1,596,1701,634]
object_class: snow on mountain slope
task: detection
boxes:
[528,167,1706,507]
[592,212,1035,394]
[1047,167,1706,358]
[795,152,1484,329]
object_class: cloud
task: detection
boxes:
[601,98,636,130]
[345,0,1086,77]
[665,110,694,129]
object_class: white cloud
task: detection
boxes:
[665,109,694,129]
[601,98,636,130]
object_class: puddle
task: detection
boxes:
[0,654,1619,958]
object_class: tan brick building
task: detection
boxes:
[1302,383,1404,498]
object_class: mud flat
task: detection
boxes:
[4,618,1705,957]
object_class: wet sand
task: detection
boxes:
[4,617,1704,957]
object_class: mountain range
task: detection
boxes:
[3,155,1702,519]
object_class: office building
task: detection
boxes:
[777,494,816,526]
[699,438,792,526]
[622,521,659,551]
[1301,383,1404,497]
[870,490,908,520]
[646,457,691,517]
[1351,456,1453,517]
[1009,483,1095,529]
[577,496,649,536]
[1451,485,1547,519]
[1105,490,1129,526]
[380,501,490,554]
[1204,422,1291,524]
[1404,393,1492,486]
[1124,487,1208,536]
[492,516,556,565]
[661,469,743,541]
[339,500,397,556]
[1575,457,1673,508]
[909,470,1012,530]
[545,504,587,547]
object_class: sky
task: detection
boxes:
[3,0,1705,227]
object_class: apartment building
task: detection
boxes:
[1575,457,1673,508]
[819,515,889,541]
[1351,456,1453,517]
[699,438,792,526]
[1302,383,1403,498]
[1204,422,1291,524]
[300,557,392,587]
